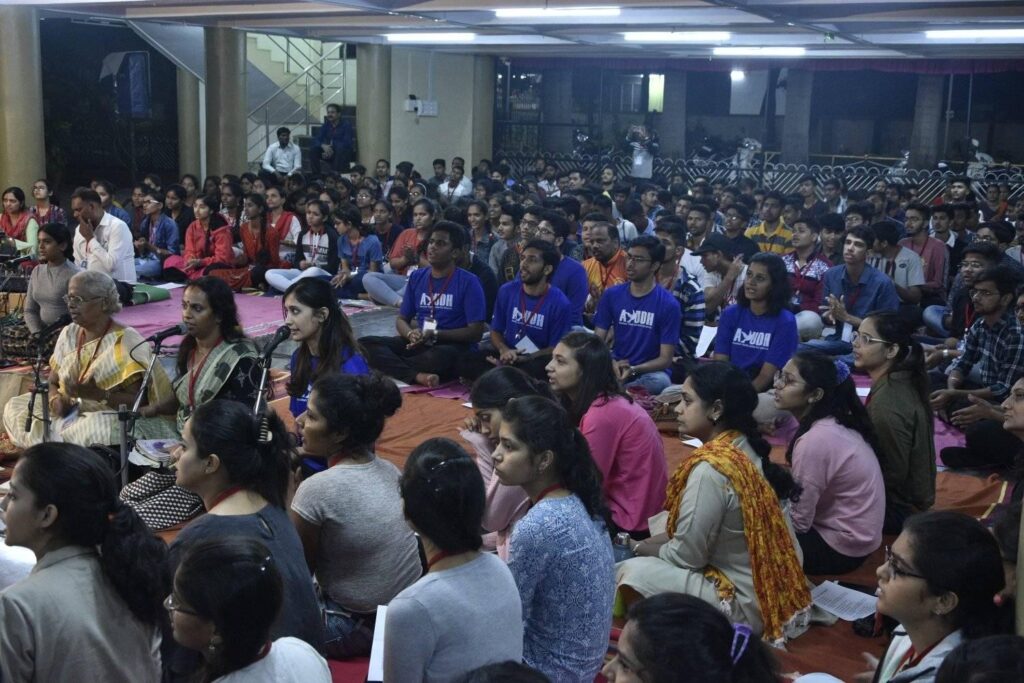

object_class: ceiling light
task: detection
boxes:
[623,31,730,42]
[730,69,746,82]
[384,32,476,43]
[713,46,806,57]
[495,6,620,18]
[925,29,1024,41]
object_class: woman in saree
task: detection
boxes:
[2,270,174,447]
[125,275,259,529]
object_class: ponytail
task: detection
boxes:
[867,311,932,418]
[191,400,293,507]
[18,444,167,626]
[501,396,611,523]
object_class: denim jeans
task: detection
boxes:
[321,595,375,659]
[922,304,950,337]
[135,256,162,279]
[625,370,671,396]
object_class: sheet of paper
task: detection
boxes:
[695,325,718,358]
[367,605,387,682]
[154,282,186,290]
[811,580,877,621]
[856,387,870,398]
[515,335,540,354]
[840,322,854,343]
[429,386,469,400]
[680,436,703,448]
[462,402,473,408]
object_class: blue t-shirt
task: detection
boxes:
[337,233,383,271]
[593,283,681,372]
[714,304,798,375]
[550,256,588,326]
[288,347,370,417]
[491,281,572,350]
[401,266,486,331]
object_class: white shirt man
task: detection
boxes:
[73,210,137,283]
[262,129,303,175]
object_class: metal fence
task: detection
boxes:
[495,152,1024,205]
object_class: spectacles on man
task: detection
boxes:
[884,545,926,580]
[969,288,999,300]
[625,254,652,264]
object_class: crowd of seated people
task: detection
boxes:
[4,157,1024,682]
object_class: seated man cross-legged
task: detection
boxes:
[594,235,680,396]
[458,239,571,381]
[361,221,486,387]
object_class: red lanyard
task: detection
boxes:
[517,285,550,339]
[187,338,223,407]
[327,453,351,468]
[897,640,940,673]
[207,485,244,512]
[426,269,456,320]
[427,550,451,571]
[964,302,976,332]
[532,483,566,506]
[845,283,863,312]
[659,263,680,290]
[76,319,114,384]
[598,257,619,289]
[349,238,362,269]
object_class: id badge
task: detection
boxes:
[515,335,539,354]
[423,317,438,334]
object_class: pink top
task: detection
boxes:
[580,395,668,533]
[790,417,885,557]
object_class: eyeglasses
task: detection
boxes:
[969,288,999,299]
[625,254,652,264]
[851,331,893,346]
[535,227,556,237]
[884,545,925,580]
[63,295,101,307]
[773,370,805,389]
[164,593,200,617]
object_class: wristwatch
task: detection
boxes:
[628,367,639,379]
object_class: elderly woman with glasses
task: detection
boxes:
[2,270,175,447]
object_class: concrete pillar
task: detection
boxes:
[660,70,687,158]
[781,69,813,164]
[204,27,247,176]
[0,7,45,187]
[541,69,573,154]
[469,56,495,171]
[356,44,391,168]
[177,67,202,178]
[909,74,945,170]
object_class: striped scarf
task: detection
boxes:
[665,430,810,643]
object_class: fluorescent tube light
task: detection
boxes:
[623,31,730,42]
[925,29,1024,41]
[384,32,476,43]
[496,7,620,18]
[730,69,746,81]
[713,46,806,57]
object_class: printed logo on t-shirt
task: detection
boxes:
[618,309,655,329]
[420,293,454,310]
[733,328,772,349]
[512,307,546,329]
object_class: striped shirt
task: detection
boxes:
[666,269,706,357]
[744,221,793,255]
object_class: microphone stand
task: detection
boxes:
[117,338,164,488]
[253,351,273,416]
[23,335,51,441]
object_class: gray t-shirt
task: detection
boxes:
[25,259,79,333]
[291,457,421,612]
[383,553,523,683]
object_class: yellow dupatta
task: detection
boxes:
[664,430,810,644]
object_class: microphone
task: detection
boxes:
[32,313,71,339]
[2,255,31,268]
[145,323,188,344]
[262,325,292,359]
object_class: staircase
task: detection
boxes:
[246,34,354,171]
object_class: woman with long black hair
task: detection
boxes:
[773,350,886,574]
[0,443,166,681]
[495,395,615,682]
